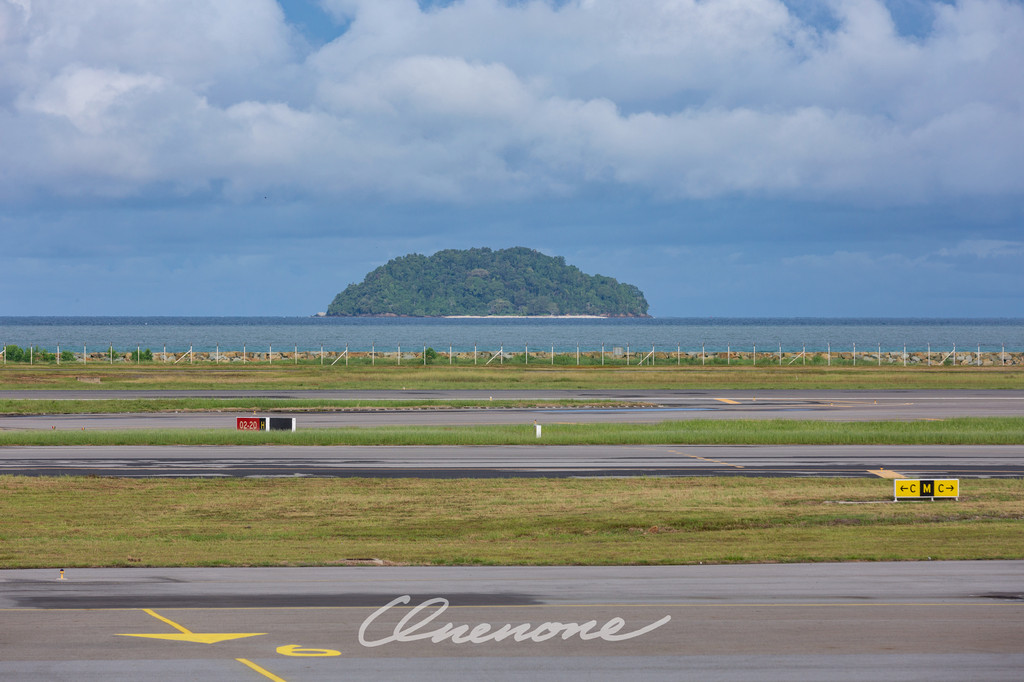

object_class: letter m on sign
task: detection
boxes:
[920,480,934,497]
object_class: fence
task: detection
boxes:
[2,342,1022,367]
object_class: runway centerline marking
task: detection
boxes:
[714,398,741,405]
[116,608,266,644]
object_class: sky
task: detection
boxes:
[1,0,1022,318]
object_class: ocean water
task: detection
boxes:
[1,317,1022,353]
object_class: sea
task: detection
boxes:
[1,317,1022,354]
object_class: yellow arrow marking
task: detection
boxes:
[116,608,265,644]
[714,398,741,404]
[868,469,906,479]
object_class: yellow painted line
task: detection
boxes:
[668,449,744,469]
[142,608,191,633]
[868,469,907,479]
[237,658,288,682]
[116,608,266,644]
[714,398,741,405]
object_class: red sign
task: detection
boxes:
[236,417,265,431]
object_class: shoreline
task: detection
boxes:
[442,314,610,319]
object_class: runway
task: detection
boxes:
[2,562,1021,681]
[2,444,1023,478]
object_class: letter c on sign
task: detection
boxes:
[277,644,341,657]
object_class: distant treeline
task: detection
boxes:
[326,247,649,317]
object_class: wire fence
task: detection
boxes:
[2,342,1022,367]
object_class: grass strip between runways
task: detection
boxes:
[1,477,1021,568]
[1,417,1022,446]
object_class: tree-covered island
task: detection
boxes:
[326,247,650,317]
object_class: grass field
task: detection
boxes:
[2,476,1021,569]
[1,417,1022,446]
[1,363,1022,390]
[0,397,624,415]
[2,363,1020,569]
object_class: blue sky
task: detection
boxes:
[1,0,1021,317]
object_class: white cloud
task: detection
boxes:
[935,239,1024,259]
[1,0,1023,204]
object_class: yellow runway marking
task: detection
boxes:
[668,449,744,468]
[237,658,288,681]
[868,469,906,479]
[116,608,266,644]
[714,398,741,404]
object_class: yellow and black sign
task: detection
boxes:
[894,479,959,500]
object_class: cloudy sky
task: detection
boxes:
[1,0,1021,317]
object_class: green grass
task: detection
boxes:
[1,363,1022,390]
[1,417,1022,446]
[0,398,627,415]
[1,476,1020,568]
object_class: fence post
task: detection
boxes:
[398,344,401,366]
[525,345,528,366]
[827,342,830,366]
[753,344,756,366]
[576,344,580,366]
[269,344,272,365]
[449,344,452,365]
[878,343,881,367]
[853,343,856,367]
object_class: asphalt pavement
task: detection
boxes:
[2,563,1022,681]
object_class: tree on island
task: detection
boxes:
[326,247,649,317]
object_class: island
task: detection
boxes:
[326,247,649,317]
